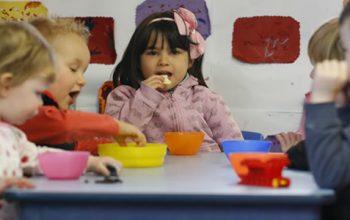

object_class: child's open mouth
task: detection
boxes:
[156,71,172,78]
[69,91,80,105]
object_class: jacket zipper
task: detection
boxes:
[168,94,182,132]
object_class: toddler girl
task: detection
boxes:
[0,21,121,219]
[105,8,243,152]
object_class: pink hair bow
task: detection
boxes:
[174,8,205,59]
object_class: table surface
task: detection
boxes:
[5,153,335,205]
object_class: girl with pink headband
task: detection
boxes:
[105,8,243,151]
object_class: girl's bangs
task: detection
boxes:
[141,21,190,52]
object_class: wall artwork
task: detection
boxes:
[232,16,300,64]
[136,0,210,39]
[0,1,47,21]
[75,17,117,65]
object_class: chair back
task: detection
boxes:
[241,130,264,140]
[98,80,114,113]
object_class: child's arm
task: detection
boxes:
[305,60,350,189]
[305,102,350,188]
[275,132,303,152]
[17,106,119,145]
[105,83,164,131]
[203,91,243,147]
[286,140,309,171]
[0,177,34,209]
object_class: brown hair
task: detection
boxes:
[0,21,56,86]
[29,17,90,44]
[112,10,206,89]
[308,18,345,64]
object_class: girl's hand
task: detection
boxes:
[311,60,348,103]
[0,178,34,193]
[143,75,167,91]
[86,156,122,176]
[276,132,303,152]
[115,120,147,146]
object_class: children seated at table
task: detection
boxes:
[16,17,146,155]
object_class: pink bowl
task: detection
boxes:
[38,151,90,180]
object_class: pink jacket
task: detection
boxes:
[105,76,243,152]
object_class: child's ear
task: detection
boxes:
[0,73,14,97]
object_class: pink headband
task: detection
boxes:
[149,7,205,59]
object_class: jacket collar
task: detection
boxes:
[42,91,59,108]
[177,75,199,89]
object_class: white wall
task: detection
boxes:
[41,0,342,136]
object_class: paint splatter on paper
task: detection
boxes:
[0,1,47,21]
[232,16,300,63]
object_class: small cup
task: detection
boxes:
[38,151,89,180]
[221,140,272,159]
[164,132,204,155]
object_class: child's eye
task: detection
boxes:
[69,64,79,73]
[171,49,184,55]
[145,50,158,56]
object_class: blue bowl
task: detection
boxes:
[221,140,272,158]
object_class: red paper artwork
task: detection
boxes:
[232,16,300,63]
[75,17,116,65]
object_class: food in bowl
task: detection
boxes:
[164,132,204,155]
[98,143,167,168]
[38,151,90,180]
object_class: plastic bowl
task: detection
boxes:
[38,151,89,180]
[98,143,167,168]
[229,153,288,176]
[221,140,272,158]
[164,132,204,155]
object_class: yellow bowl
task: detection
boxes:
[98,143,167,168]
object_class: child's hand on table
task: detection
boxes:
[0,178,35,207]
[0,177,34,193]
[115,120,146,146]
[86,156,122,176]
[276,132,303,152]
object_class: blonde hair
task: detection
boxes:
[308,18,345,64]
[29,17,90,44]
[0,21,56,86]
